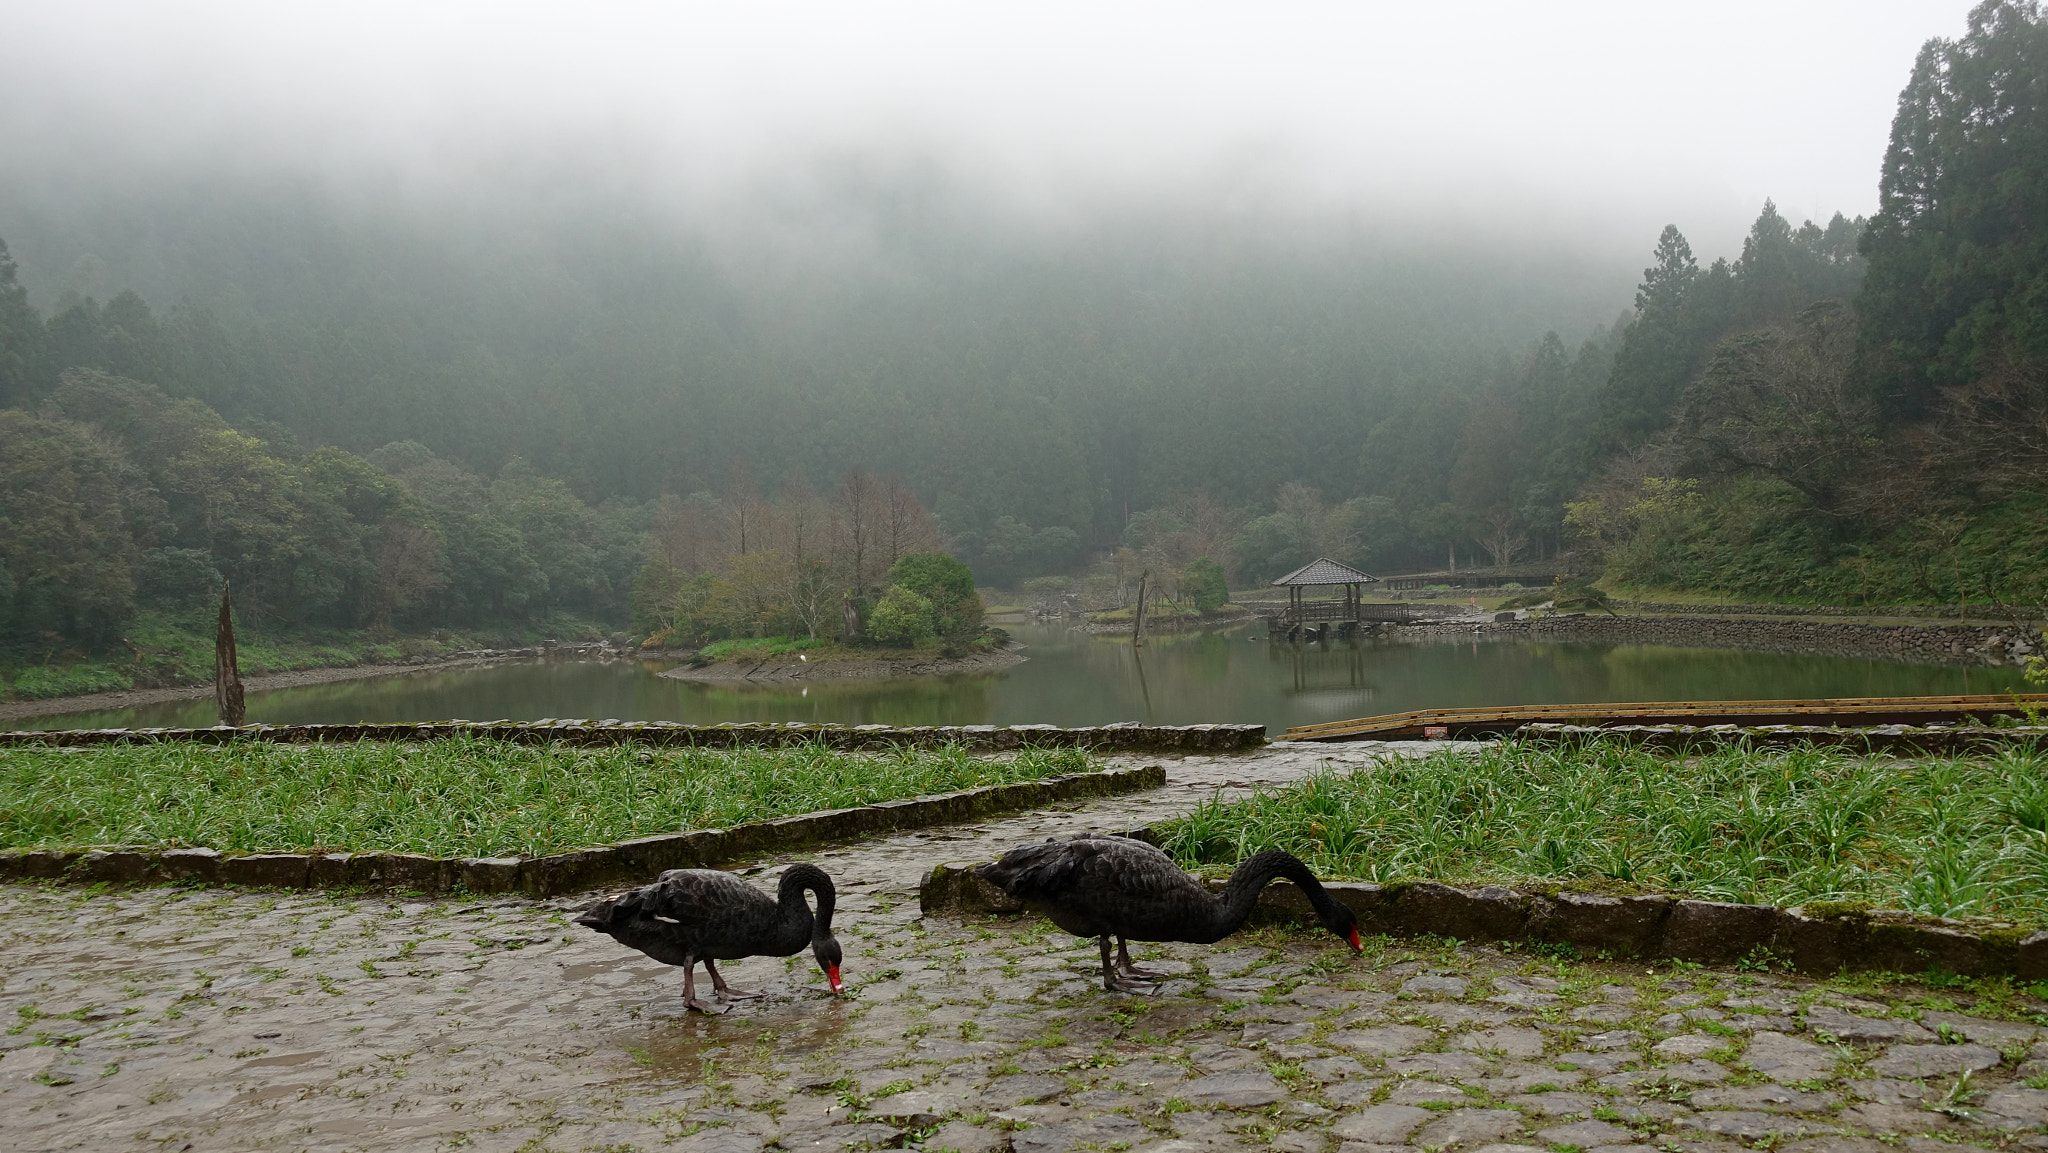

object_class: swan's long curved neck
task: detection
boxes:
[1209,850,1336,940]
[777,865,836,950]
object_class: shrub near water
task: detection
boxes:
[1162,739,2048,923]
[0,738,1095,858]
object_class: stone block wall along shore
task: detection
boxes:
[922,864,2048,982]
[0,764,1167,898]
[0,718,1267,752]
[1386,613,2038,667]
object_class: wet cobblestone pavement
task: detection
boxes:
[6,744,2048,1153]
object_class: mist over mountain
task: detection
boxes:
[8,0,2041,686]
[0,158,1642,526]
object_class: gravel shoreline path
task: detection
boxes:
[7,742,2047,1153]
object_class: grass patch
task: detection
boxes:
[696,636,826,662]
[0,737,1096,857]
[2,664,135,700]
[2,607,613,702]
[1158,738,2048,924]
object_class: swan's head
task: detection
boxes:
[1323,902,1363,954]
[813,935,844,994]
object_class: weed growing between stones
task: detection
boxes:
[0,736,1096,856]
[1159,737,2048,922]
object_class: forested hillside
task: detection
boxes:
[1568,0,2048,609]
[2,0,2043,689]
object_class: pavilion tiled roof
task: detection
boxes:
[1270,557,1381,587]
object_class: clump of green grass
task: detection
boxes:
[0,738,1094,857]
[697,636,825,661]
[2,664,135,700]
[1160,739,2048,923]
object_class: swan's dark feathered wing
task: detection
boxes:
[977,834,1211,942]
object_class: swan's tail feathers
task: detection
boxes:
[574,882,658,932]
[974,840,1087,900]
[573,896,621,930]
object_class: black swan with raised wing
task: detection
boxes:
[975,833,1361,992]
[574,864,843,1012]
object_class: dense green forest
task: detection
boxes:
[1,0,2044,692]
[1568,0,2048,608]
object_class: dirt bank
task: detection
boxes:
[661,648,1026,682]
[0,645,622,724]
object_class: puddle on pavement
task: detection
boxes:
[236,1051,324,1070]
[619,998,854,1080]
[230,1083,312,1105]
[561,956,649,981]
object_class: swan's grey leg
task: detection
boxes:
[681,958,720,1014]
[1115,938,1167,979]
[704,959,766,1001]
[1099,936,1156,994]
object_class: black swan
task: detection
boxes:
[574,864,843,1012]
[975,833,1361,992]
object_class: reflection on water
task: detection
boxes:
[18,622,2028,732]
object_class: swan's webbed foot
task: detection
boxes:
[704,960,768,1001]
[682,961,727,1013]
[1099,936,1161,994]
[1115,938,1167,979]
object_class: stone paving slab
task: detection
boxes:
[6,741,2048,1153]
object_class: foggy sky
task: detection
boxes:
[2,1,1972,264]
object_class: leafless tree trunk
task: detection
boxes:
[778,470,823,568]
[215,583,245,726]
[835,466,877,594]
[724,458,763,554]
[1133,570,1150,649]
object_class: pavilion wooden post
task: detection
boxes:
[1133,570,1150,648]
[215,583,246,727]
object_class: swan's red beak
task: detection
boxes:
[1346,926,1363,954]
[827,963,843,993]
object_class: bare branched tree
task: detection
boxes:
[1925,345,2048,500]
[1478,510,1530,569]
[723,458,764,554]
[776,470,824,567]
[1676,303,1884,519]
[881,476,942,571]
[371,521,446,628]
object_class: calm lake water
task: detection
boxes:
[17,622,2029,733]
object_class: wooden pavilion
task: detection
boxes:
[1271,557,1381,631]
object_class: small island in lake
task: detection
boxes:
[647,541,1022,682]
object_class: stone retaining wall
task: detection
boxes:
[0,764,1166,898]
[1613,599,2044,623]
[1518,721,2048,753]
[1389,614,2035,667]
[921,860,2048,980]
[0,719,1266,752]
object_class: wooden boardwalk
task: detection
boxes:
[1283,692,2048,741]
